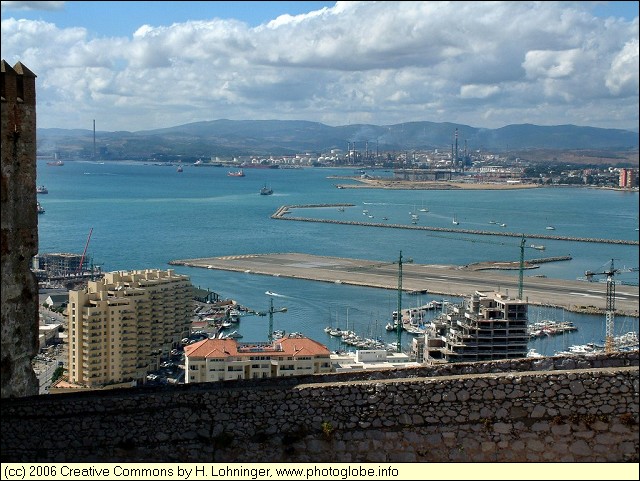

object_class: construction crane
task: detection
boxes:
[77,227,93,275]
[261,292,288,341]
[424,232,532,300]
[345,251,413,352]
[583,259,638,353]
[394,250,413,352]
[517,234,526,300]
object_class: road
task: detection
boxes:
[170,253,639,317]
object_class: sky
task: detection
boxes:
[1,1,638,133]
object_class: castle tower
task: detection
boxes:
[1,60,39,397]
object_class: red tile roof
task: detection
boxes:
[184,337,330,359]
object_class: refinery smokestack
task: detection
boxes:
[455,128,458,167]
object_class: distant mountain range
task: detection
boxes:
[37,119,639,160]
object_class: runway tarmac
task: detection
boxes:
[170,253,639,317]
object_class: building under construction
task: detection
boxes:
[422,290,529,363]
[32,252,102,287]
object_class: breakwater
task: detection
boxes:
[272,204,639,246]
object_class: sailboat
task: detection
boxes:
[419,201,428,212]
[410,205,419,223]
[452,214,459,225]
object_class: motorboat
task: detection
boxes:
[36,185,48,194]
[260,184,273,195]
[228,169,245,177]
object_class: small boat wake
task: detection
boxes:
[265,290,287,297]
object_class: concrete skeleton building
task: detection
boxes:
[184,336,332,382]
[423,290,529,363]
[67,269,193,388]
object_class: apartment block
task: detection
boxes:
[184,336,332,383]
[67,269,193,387]
[424,290,529,363]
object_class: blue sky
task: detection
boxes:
[1,1,638,132]
[1,2,338,35]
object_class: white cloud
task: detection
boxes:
[605,38,639,96]
[460,84,500,99]
[1,1,65,12]
[1,1,638,131]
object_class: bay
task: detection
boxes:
[36,160,639,355]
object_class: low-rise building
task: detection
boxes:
[184,336,332,382]
[331,349,421,372]
[43,293,68,309]
[38,323,61,350]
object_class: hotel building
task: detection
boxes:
[67,269,193,388]
[184,336,332,383]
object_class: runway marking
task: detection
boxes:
[570,292,602,298]
[287,262,344,268]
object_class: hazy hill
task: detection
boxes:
[36,119,639,160]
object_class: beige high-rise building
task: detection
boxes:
[67,269,193,388]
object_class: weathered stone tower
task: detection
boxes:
[1,60,39,397]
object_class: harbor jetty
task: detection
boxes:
[271,204,639,246]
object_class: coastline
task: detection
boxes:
[332,176,540,190]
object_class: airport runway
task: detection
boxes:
[170,253,639,317]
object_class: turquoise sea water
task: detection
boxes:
[36,160,639,355]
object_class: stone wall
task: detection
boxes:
[1,60,39,398]
[1,352,637,462]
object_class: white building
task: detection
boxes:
[184,336,332,383]
[331,349,421,372]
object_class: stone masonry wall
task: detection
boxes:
[1,60,39,398]
[1,352,637,462]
